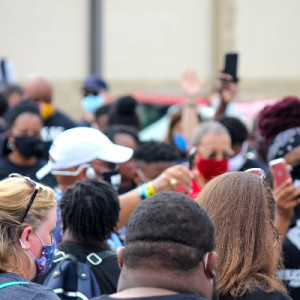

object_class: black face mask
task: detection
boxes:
[101,169,121,191]
[14,136,44,158]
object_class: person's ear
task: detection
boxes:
[117,246,124,268]
[19,226,35,250]
[79,167,87,180]
[203,251,216,279]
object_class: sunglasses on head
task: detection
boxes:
[244,168,266,179]
[9,173,43,224]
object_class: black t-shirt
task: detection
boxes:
[0,156,57,188]
[220,289,291,300]
[35,241,120,295]
[0,272,59,300]
[40,110,76,160]
[92,294,210,300]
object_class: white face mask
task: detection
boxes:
[228,141,249,171]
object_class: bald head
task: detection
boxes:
[25,73,53,104]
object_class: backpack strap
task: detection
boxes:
[0,281,29,289]
[86,250,116,266]
[53,248,116,266]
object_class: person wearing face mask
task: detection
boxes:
[80,74,111,126]
[36,127,194,244]
[217,116,268,172]
[104,125,140,194]
[189,121,233,198]
[0,174,59,299]
[0,101,56,188]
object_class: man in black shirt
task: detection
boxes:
[92,192,217,300]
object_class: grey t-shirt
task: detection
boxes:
[0,272,59,300]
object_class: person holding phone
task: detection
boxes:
[257,96,300,300]
[213,52,239,119]
[176,53,238,154]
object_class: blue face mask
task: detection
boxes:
[20,231,56,276]
[81,94,104,113]
[173,134,187,152]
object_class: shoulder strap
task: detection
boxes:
[0,281,29,289]
[86,250,116,266]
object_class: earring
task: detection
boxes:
[7,141,15,150]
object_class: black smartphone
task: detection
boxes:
[188,147,197,170]
[224,52,238,83]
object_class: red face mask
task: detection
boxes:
[196,157,228,181]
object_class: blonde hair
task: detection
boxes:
[0,176,55,272]
[196,172,285,298]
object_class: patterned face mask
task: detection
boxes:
[19,231,56,276]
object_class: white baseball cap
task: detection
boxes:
[36,127,133,179]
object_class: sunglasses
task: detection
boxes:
[244,168,266,179]
[9,173,43,224]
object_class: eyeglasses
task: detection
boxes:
[9,173,43,224]
[244,168,266,180]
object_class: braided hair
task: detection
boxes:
[60,178,120,243]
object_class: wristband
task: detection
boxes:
[138,181,156,200]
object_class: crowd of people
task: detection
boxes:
[0,69,299,300]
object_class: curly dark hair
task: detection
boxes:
[60,178,120,243]
[256,96,300,147]
[134,141,179,163]
[124,191,214,272]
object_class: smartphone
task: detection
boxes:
[224,52,239,83]
[188,147,197,170]
[269,158,291,187]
